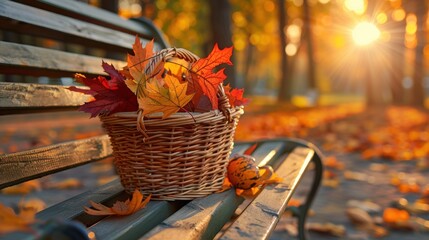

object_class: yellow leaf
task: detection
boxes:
[1,180,41,195]
[139,71,194,119]
[0,203,36,235]
[44,178,82,189]
[84,189,151,216]
[125,37,165,98]
[18,198,46,213]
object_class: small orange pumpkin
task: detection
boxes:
[227,154,273,190]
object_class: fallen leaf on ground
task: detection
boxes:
[0,203,36,235]
[84,189,151,216]
[1,180,41,195]
[44,178,83,189]
[347,200,381,213]
[324,156,345,170]
[97,176,118,186]
[346,207,374,228]
[307,222,346,237]
[18,198,46,213]
[383,208,410,225]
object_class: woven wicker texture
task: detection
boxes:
[100,48,244,200]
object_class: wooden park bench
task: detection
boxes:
[0,1,323,239]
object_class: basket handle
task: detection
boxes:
[144,48,233,121]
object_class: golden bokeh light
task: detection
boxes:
[264,0,275,12]
[287,24,301,42]
[392,8,406,21]
[319,0,331,4]
[352,22,381,46]
[285,43,298,56]
[376,12,388,24]
[344,0,365,15]
[406,23,417,35]
[232,11,247,27]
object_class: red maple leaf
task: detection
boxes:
[68,61,138,117]
[224,84,249,107]
[189,44,233,110]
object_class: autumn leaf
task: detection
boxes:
[68,62,138,117]
[84,189,151,216]
[0,203,36,235]
[1,180,41,195]
[18,199,46,213]
[189,44,233,110]
[139,70,194,119]
[384,207,410,223]
[44,178,83,189]
[224,84,249,107]
[124,37,164,97]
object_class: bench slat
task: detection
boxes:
[19,0,154,37]
[0,1,158,51]
[20,0,171,48]
[0,41,126,77]
[36,179,124,221]
[140,142,286,240]
[0,82,91,113]
[89,201,184,240]
[219,147,314,240]
[0,135,112,189]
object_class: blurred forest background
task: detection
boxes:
[85,0,429,108]
[1,0,429,109]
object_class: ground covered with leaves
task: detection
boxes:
[235,105,429,240]
[1,104,429,239]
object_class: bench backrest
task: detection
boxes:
[0,0,168,188]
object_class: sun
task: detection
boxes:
[352,22,381,46]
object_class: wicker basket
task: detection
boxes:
[100,48,244,200]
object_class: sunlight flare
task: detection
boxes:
[352,22,381,46]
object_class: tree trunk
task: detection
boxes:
[389,19,405,105]
[302,0,317,104]
[364,0,384,107]
[209,0,236,87]
[100,0,118,13]
[412,1,426,107]
[277,0,290,101]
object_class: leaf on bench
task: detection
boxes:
[84,189,151,216]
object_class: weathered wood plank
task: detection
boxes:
[19,0,154,37]
[90,201,185,240]
[0,82,90,110]
[0,41,126,77]
[140,141,286,240]
[0,135,112,189]
[0,1,151,51]
[36,179,123,221]
[17,0,170,48]
[219,147,315,240]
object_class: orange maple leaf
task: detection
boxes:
[219,166,283,197]
[124,37,164,97]
[189,44,233,110]
[139,69,194,119]
[84,189,151,216]
[0,203,36,235]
